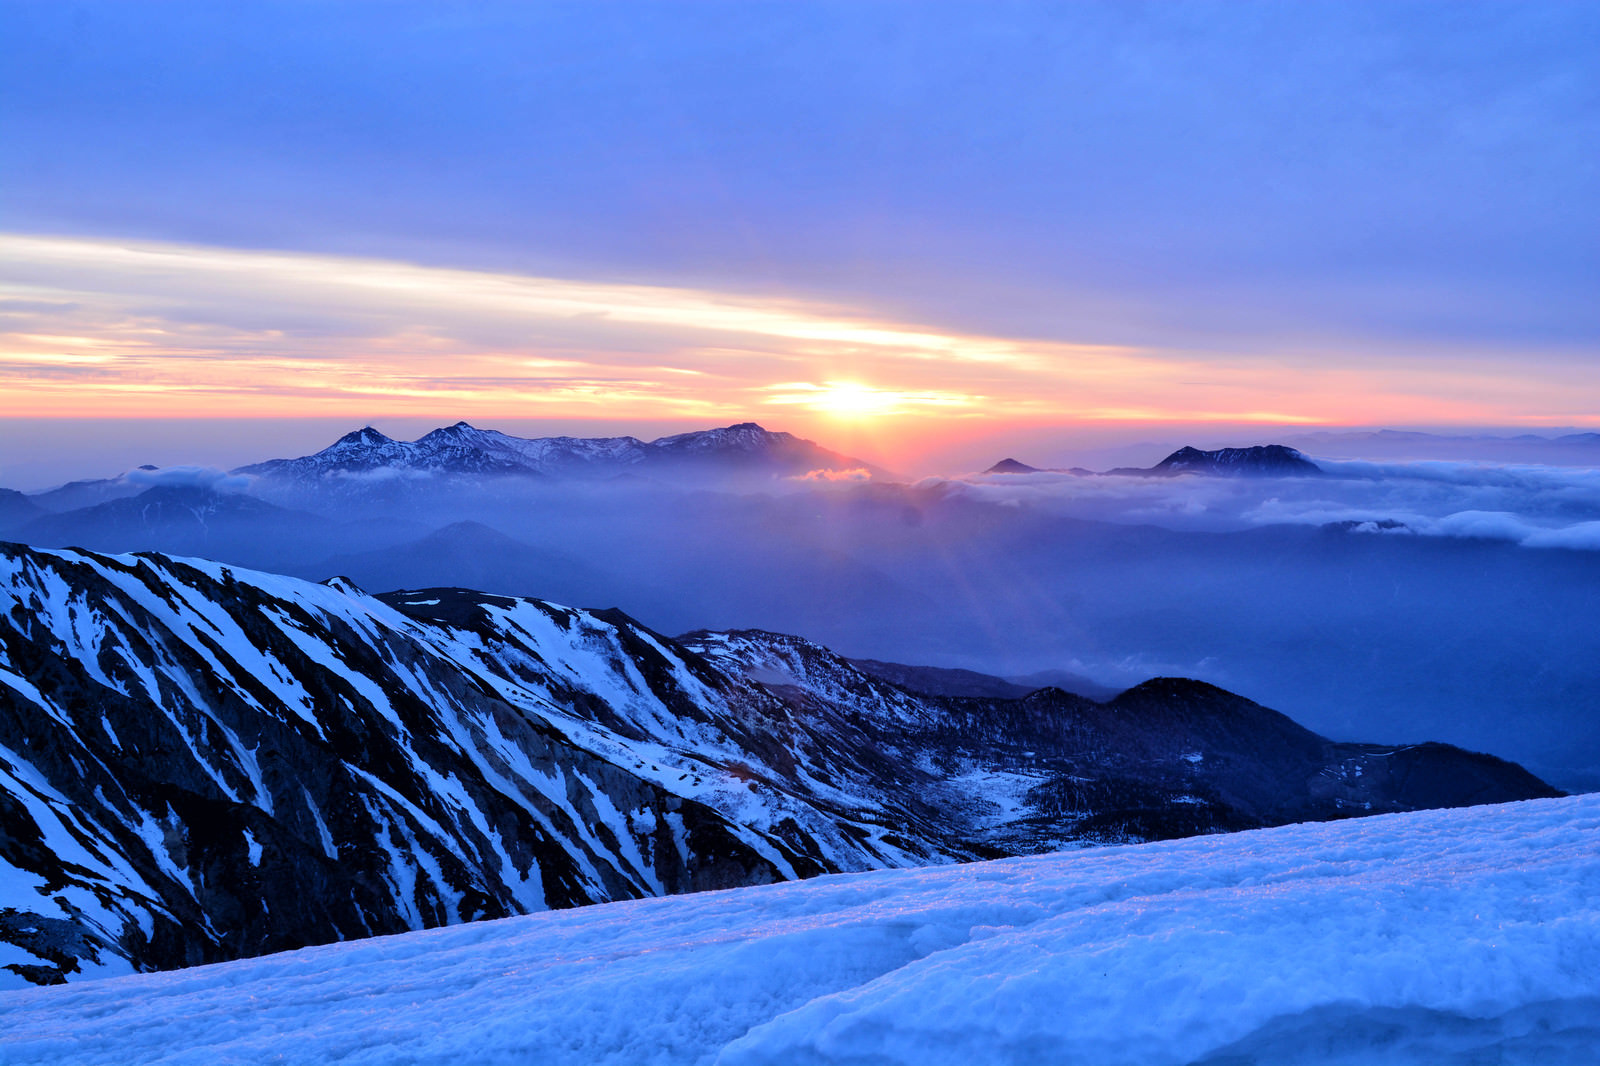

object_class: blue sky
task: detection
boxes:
[1,1,1596,475]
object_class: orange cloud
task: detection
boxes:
[1,233,1595,439]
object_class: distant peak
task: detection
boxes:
[985,458,1040,475]
[333,426,394,447]
[1113,677,1241,703]
[421,421,485,440]
[1150,444,1320,477]
[650,422,785,450]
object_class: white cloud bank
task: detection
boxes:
[956,456,1600,550]
[124,465,251,492]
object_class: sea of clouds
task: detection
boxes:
[951,457,1600,548]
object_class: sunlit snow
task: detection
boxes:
[4,794,1597,1065]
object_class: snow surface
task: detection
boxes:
[4,794,1598,1066]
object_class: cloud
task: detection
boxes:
[1525,522,1600,551]
[792,467,872,483]
[4,1,1594,369]
[0,234,1155,421]
[950,458,1600,550]
[2,234,1596,430]
[125,465,251,492]
[328,467,434,483]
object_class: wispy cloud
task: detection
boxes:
[1,234,1595,433]
[0,234,1134,419]
[125,465,251,492]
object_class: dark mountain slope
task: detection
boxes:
[0,488,44,532]
[0,544,1558,988]
[1105,444,1323,477]
[16,485,334,570]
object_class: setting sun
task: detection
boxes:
[760,380,984,421]
[813,382,897,418]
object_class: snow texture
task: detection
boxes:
[3,794,1596,1066]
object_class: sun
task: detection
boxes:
[761,379,982,425]
[811,381,900,419]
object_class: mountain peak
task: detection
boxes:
[417,421,493,445]
[651,423,785,452]
[330,426,395,448]
[986,458,1041,475]
[1149,444,1321,478]
[236,421,882,485]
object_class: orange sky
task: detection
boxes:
[2,234,1595,474]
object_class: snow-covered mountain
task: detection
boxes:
[0,543,1556,987]
[235,421,884,491]
[5,793,1596,1066]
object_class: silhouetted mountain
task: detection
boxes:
[24,466,157,512]
[847,658,1040,699]
[1003,668,1123,703]
[0,544,1557,986]
[1111,444,1323,477]
[845,658,1117,703]
[299,520,627,609]
[0,488,44,531]
[985,458,1043,475]
[17,485,333,569]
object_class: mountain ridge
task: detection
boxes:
[0,543,1558,986]
[235,421,887,486]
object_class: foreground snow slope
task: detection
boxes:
[4,794,1597,1066]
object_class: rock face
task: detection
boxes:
[0,543,1558,987]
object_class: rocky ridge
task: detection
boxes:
[0,543,1558,987]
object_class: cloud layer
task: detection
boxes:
[124,464,251,492]
[957,457,1600,549]
[3,2,1594,360]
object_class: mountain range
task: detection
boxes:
[0,422,885,521]
[6,421,1600,796]
[239,420,886,499]
[0,542,1557,987]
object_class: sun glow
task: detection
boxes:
[811,382,903,419]
[1,233,1594,429]
[762,381,982,420]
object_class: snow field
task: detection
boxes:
[3,794,1598,1065]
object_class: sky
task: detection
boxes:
[1,1,1597,479]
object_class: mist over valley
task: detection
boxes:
[6,421,1598,792]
